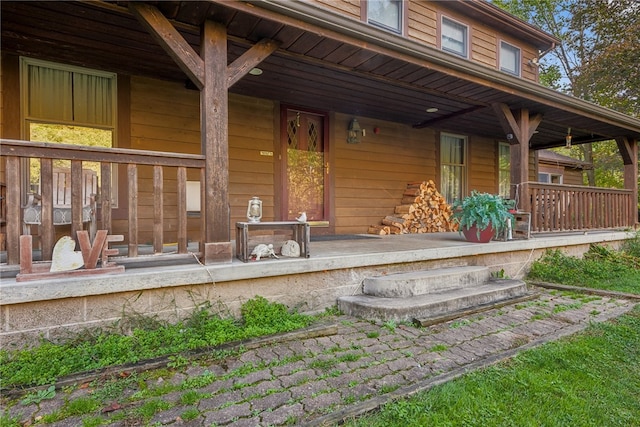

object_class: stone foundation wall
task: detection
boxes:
[2,237,622,349]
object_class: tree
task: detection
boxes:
[492,0,639,190]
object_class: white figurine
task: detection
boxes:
[251,243,279,261]
[296,212,307,223]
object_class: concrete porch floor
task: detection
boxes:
[0,230,633,347]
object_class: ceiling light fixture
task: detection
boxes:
[249,67,263,76]
[426,107,439,113]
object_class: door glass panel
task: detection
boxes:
[286,110,325,221]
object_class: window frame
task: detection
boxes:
[364,0,405,35]
[440,132,468,204]
[499,40,521,76]
[440,16,469,58]
[538,172,563,184]
[498,142,511,198]
[20,57,119,207]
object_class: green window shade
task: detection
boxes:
[28,65,73,121]
[73,72,113,125]
[26,62,113,126]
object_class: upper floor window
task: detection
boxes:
[441,17,468,58]
[500,41,521,76]
[367,0,402,34]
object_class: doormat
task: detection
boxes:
[311,234,381,242]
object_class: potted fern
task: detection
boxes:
[451,191,513,243]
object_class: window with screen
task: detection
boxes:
[441,17,468,58]
[367,0,402,34]
[440,133,467,204]
[500,41,521,76]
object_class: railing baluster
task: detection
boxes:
[6,156,21,264]
[100,162,112,233]
[177,167,187,254]
[128,163,138,258]
[40,159,54,259]
[153,165,164,254]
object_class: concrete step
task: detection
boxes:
[338,278,528,323]
[363,265,490,298]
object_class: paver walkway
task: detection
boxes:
[3,287,636,426]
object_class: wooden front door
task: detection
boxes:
[281,108,329,223]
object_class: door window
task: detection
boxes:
[283,109,327,223]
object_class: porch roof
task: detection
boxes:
[2,0,640,149]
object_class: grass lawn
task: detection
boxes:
[344,241,640,427]
[344,305,640,427]
[527,245,640,294]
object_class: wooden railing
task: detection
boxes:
[522,182,634,233]
[1,139,205,265]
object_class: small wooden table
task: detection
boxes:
[235,221,310,262]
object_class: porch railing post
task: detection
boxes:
[5,156,21,264]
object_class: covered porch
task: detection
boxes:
[1,138,637,267]
[2,1,639,268]
[0,227,632,347]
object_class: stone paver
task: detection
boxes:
[2,288,635,427]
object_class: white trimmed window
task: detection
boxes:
[498,142,511,198]
[367,0,402,34]
[440,133,467,204]
[500,41,521,76]
[441,17,468,58]
[538,173,563,184]
[21,57,118,205]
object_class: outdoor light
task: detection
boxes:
[347,118,362,144]
[565,127,572,147]
[247,196,263,223]
[249,67,263,76]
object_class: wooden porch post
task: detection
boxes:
[200,20,233,263]
[492,103,542,212]
[130,3,278,263]
[615,136,639,226]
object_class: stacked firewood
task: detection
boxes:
[368,181,458,235]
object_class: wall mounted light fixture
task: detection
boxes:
[347,118,362,144]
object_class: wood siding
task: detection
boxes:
[468,136,497,193]
[308,0,541,83]
[332,113,438,234]
[125,77,276,240]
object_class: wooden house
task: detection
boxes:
[537,149,591,186]
[1,1,639,344]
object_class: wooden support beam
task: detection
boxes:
[227,38,280,87]
[130,5,279,262]
[615,136,639,225]
[493,103,522,143]
[201,20,232,262]
[492,103,542,209]
[492,103,542,145]
[129,2,205,89]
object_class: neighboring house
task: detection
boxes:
[1,0,639,265]
[536,149,591,186]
